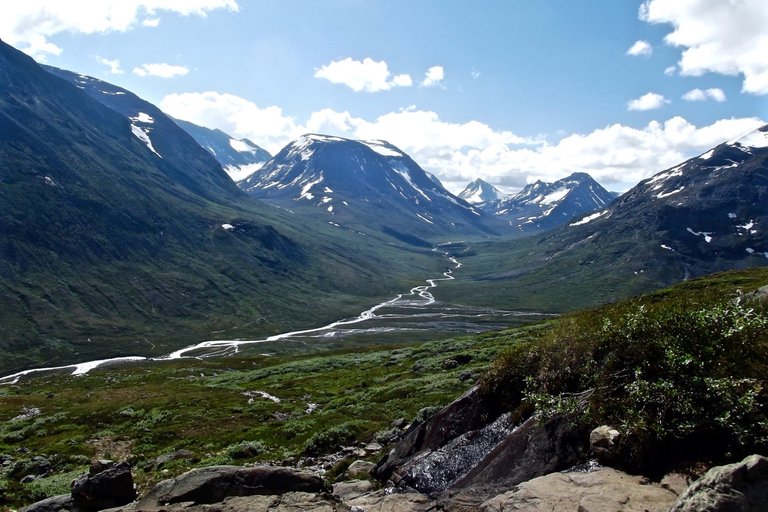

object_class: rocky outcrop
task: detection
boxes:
[670,454,768,511]
[71,461,136,511]
[22,460,136,512]
[137,465,325,507]
[479,467,678,512]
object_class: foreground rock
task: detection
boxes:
[23,460,136,512]
[670,454,768,511]
[479,467,677,512]
[137,465,325,507]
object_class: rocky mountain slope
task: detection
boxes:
[239,134,495,240]
[0,39,440,373]
[173,118,271,182]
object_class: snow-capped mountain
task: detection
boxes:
[239,134,491,238]
[458,178,502,204]
[565,124,768,262]
[489,172,614,232]
[174,119,271,181]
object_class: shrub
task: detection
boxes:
[304,422,364,456]
[480,294,768,471]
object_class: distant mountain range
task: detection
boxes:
[437,124,768,312]
[173,118,271,181]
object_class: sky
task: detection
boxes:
[1,0,767,194]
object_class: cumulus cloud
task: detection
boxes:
[421,66,445,87]
[640,0,768,94]
[626,40,653,57]
[0,1,238,60]
[314,58,413,92]
[682,88,726,102]
[95,56,124,74]
[664,65,677,76]
[160,91,301,153]
[627,92,669,111]
[160,90,762,194]
[133,63,189,78]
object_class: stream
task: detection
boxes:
[0,247,549,384]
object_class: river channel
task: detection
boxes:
[0,247,549,384]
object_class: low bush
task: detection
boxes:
[481,292,768,471]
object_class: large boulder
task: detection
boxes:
[670,454,768,511]
[137,465,325,507]
[589,425,621,465]
[374,386,491,482]
[20,494,72,512]
[71,460,136,512]
[479,467,677,512]
[439,414,587,510]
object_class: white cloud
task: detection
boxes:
[161,90,763,194]
[682,88,726,102]
[421,66,445,87]
[471,70,481,80]
[627,92,669,111]
[314,58,413,93]
[160,92,301,154]
[133,63,189,78]
[640,0,768,94]
[0,1,238,60]
[664,65,677,76]
[626,40,653,57]
[95,56,124,74]
[141,18,161,27]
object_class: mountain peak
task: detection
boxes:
[458,178,502,204]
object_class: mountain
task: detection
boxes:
[0,40,440,373]
[43,65,242,203]
[173,118,271,181]
[239,134,493,240]
[458,178,502,204]
[436,127,768,312]
[487,172,615,232]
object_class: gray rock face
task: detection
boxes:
[137,465,325,507]
[670,454,768,512]
[479,467,677,512]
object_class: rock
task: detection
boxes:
[333,480,376,501]
[374,386,491,482]
[365,443,383,452]
[670,454,768,511]
[346,489,436,512]
[71,460,137,511]
[347,461,376,480]
[20,474,36,484]
[20,494,73,512]
[89,459,114,475]
[479,467,677,512]
[438,414,588,509]
[392,418,407,429]
[151,449,197,469]
[137,465,325,507]
[589,425,621,464]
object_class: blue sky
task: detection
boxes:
[2,1,766,193]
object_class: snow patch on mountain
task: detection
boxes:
[224,162,264,182]
[131,124,161,158]
[570,209,608,226]
[129,112,154,124]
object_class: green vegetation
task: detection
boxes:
[481,268,768,472]
[0,325,543,508]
